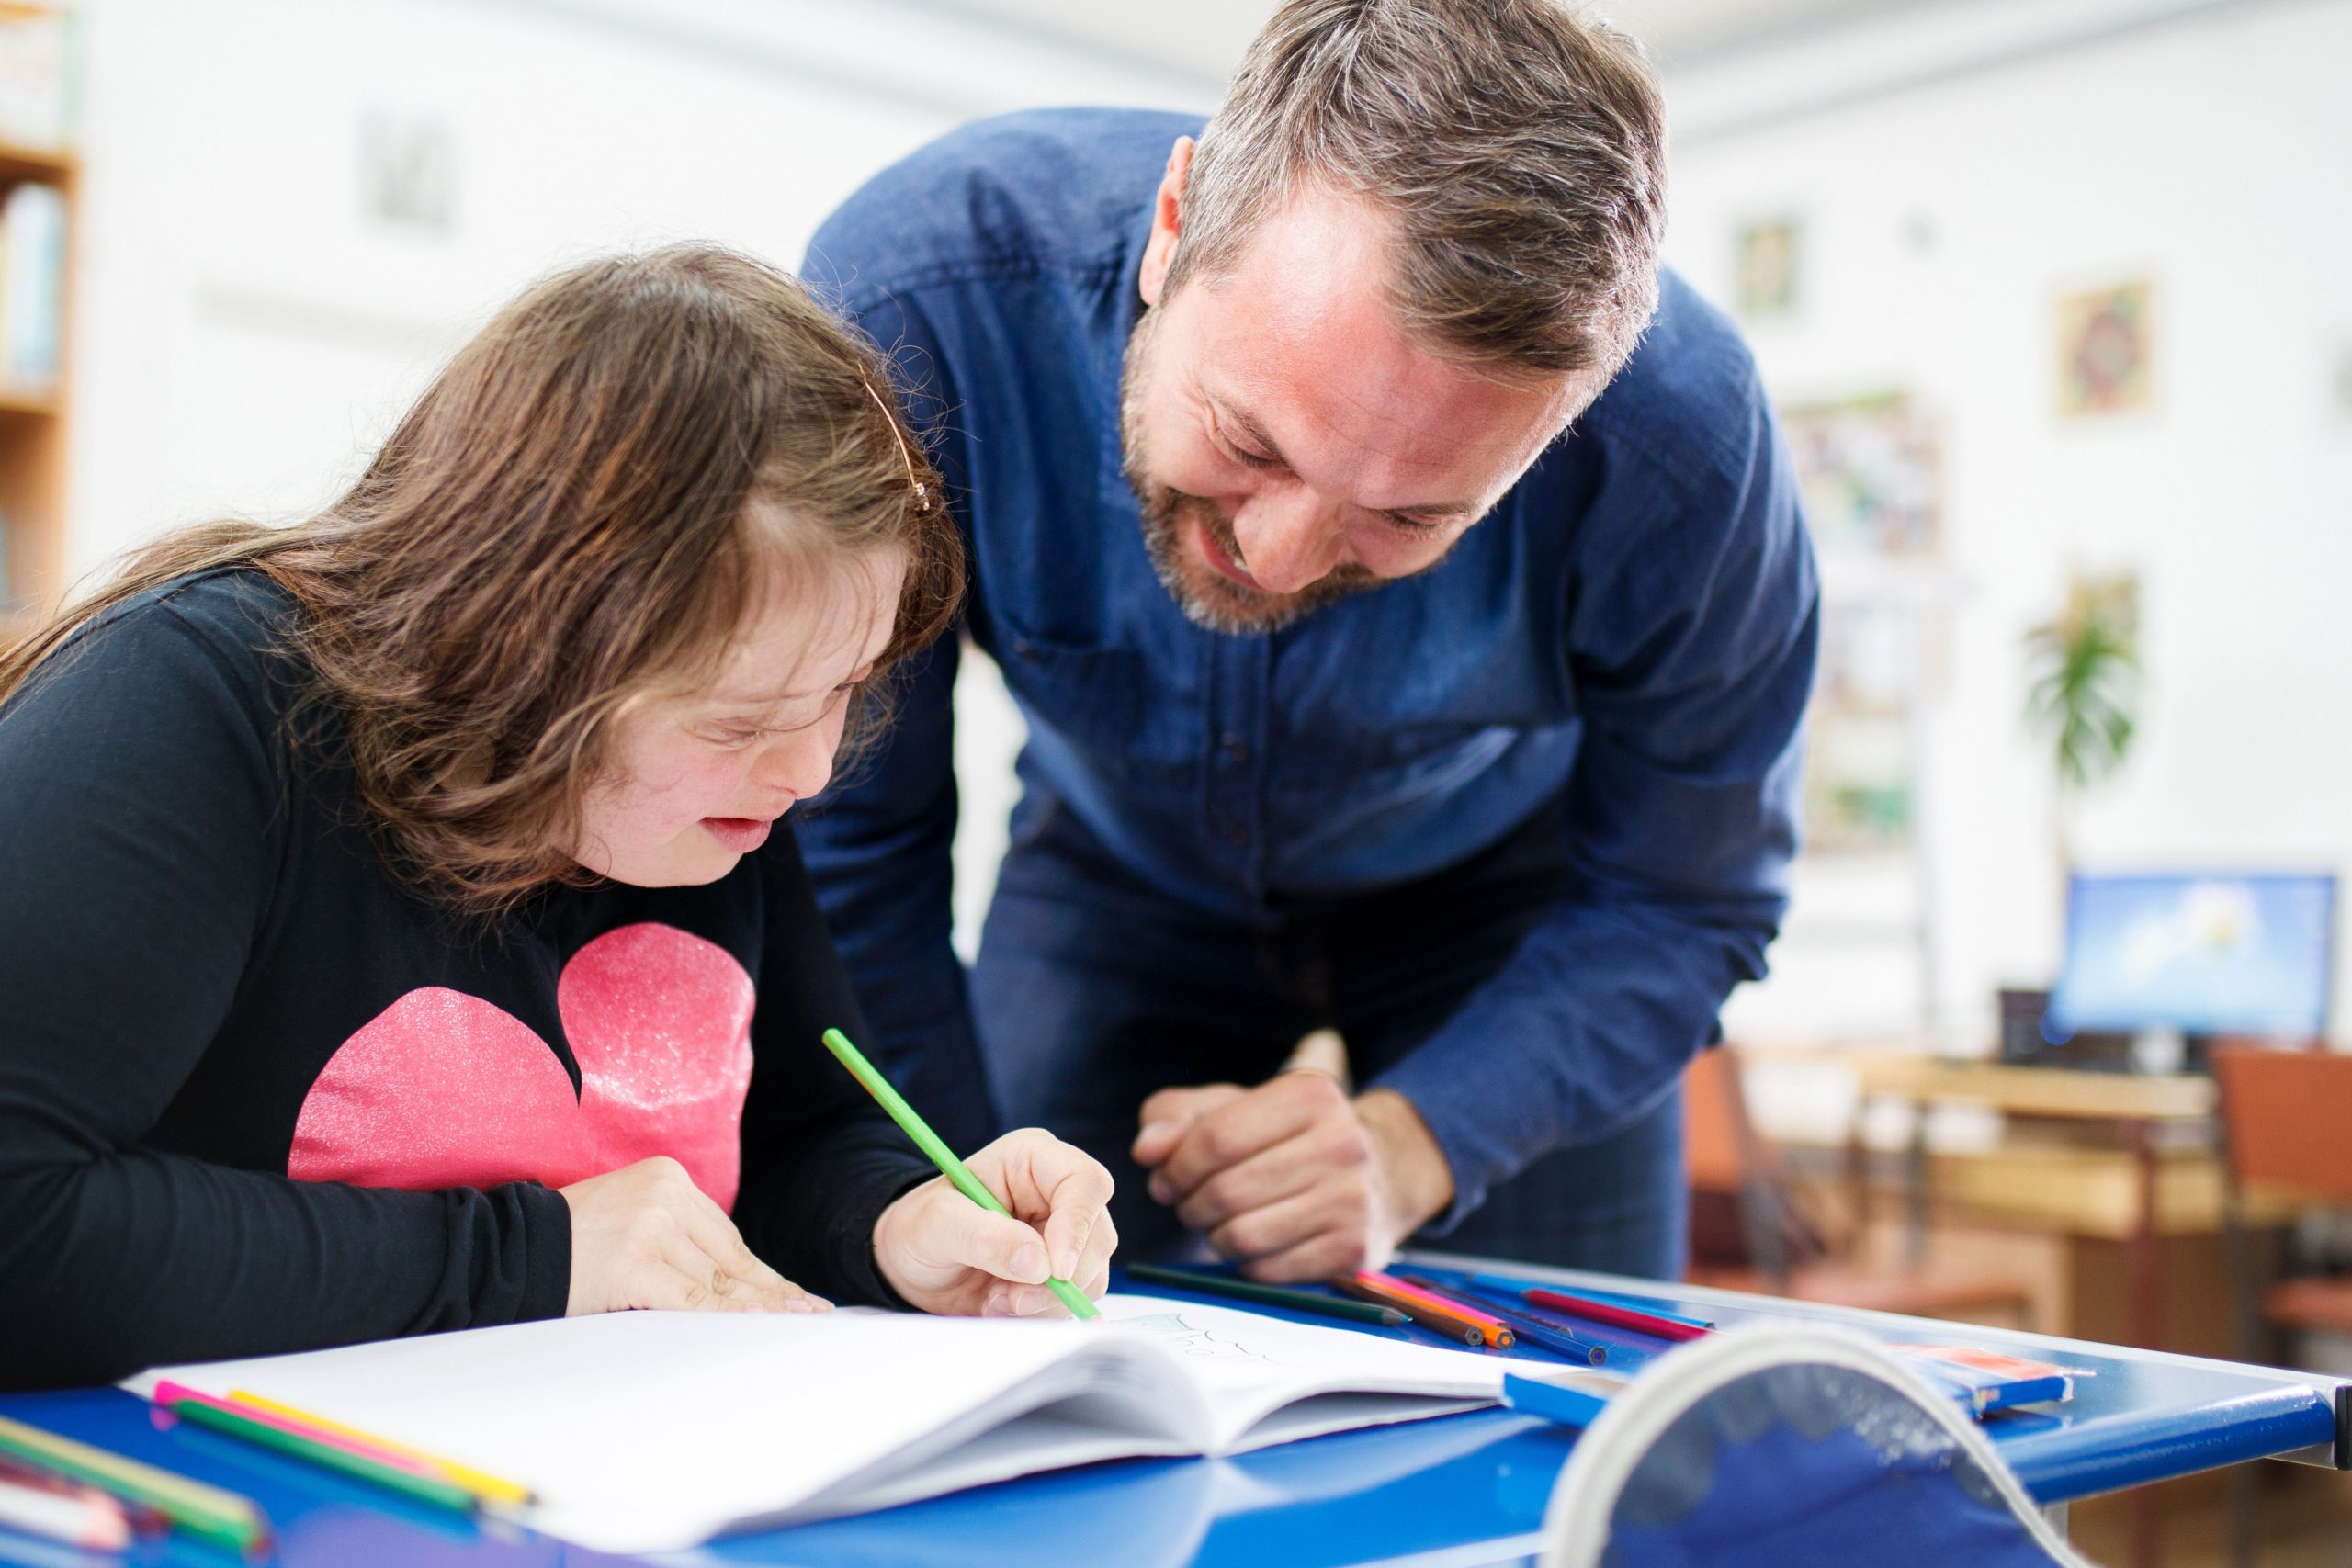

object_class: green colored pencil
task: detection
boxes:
[0,1412,269,1554]
[159,1397,478,1515]
[1126,1261,1409,1327]
[821,1028,1101,1321]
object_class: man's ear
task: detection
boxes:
[1137,136,1196,309]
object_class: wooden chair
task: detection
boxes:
[1683,1045,2034,1325]
[2210,1045,2352,1567]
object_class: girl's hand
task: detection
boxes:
[560,1156,829,1315]
[872,1130,1117,1316]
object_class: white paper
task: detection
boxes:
[131,1292,1503,1552]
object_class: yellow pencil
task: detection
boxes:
[225,1390,537,1506]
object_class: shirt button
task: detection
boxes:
[1220,732,1250,764]
[1224,825,1248,847]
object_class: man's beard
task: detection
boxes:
[1118,306,1383,637]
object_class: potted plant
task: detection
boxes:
[2023,569,2141,873]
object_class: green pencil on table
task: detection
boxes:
[0,1412,269,1555]
[821,1028,1100,1321]
[1125,1261,1409,1327]
[155,1393,478,1517]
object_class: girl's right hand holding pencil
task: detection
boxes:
[871,1129,1117,1318]
[560,1157,831,1316]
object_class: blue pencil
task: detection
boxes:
[1394,1274,1609,1366]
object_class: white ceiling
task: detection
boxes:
[917,0,1910,83]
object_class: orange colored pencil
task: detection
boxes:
[1335,1271,1510,1348]
[1360,1271,1518,1349]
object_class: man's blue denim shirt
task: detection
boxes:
[797,109,1819,1227]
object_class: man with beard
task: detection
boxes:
[796,0,1817,1284]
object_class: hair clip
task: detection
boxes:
[862,376,934,515]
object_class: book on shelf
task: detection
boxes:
[0,5,71,152]
[0,176,62,395]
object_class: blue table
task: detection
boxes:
[6,1251,2344,1567]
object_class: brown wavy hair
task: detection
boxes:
[0,245,960,914]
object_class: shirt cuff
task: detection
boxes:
[514,1180,574,1322]
[1369,1050,1528,1235]
[825,1156,936,1309]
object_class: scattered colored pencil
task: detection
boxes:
[155,1393,477,1516]
[822,1028,1099,1321]
[1471,1274,1714,1332]
[1520,1285,1712,1343]
[1364,1272,1517,1349]
[160,1384,439,1484]
[1470,1289,1646,1355]
[1126,1262,1408,1327]
[0,1412,269,1555]
[0,1471,130,1551]
[0,1455,163,1537]
[225,1401,538,1504]
[1332,1272,1487,1347]
[1396,1274,1609,1366]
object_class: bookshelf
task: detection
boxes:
[0,135,71,645]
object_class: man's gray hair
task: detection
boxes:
[1169,0,1668,380]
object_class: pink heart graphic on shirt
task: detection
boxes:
[288,922,756,1210]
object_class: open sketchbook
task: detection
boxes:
[128,1293,1504,1552]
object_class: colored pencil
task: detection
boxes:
[0,1455,162,1536]
[1519,1285,1712,1343]
[0,1472,130,1550]
[223,1389,536,1506]
[1395,1274,1609,1366]
[1332,1272,1487,1347]
[822,1028,1100,1321]
[1125,1262,1408,1327]
[0,1413,268,1555]
[160,1384,447,1485]
[1363,1272,1516,1349]
[156,1394,477,1516]
[1471,1274,1714,1332]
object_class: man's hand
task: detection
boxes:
[1130,1073,1456,1281]
[873,1129,1117,1317]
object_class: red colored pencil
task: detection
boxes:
[1522,1286,1711,1342]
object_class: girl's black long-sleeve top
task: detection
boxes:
[0,571,932,1389]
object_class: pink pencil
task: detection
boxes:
[150,1382,451,1484]
[1356,1270,1516,1348]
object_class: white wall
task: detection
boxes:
[58,0,2352,1037]
[65,0,1214,571]
[1674,0,2352,1045]
[62,0,1214,957]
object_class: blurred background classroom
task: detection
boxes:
[0,0,2345,1561]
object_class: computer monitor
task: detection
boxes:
[2047,872,2336,1043]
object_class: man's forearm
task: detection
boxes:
[1371,888,1774,1230]
[1354,1087,1455,1241]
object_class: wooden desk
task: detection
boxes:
[1842,1057,2220,1568]
[1844,1059,2212,1344]
[1846,1056,2214,1121]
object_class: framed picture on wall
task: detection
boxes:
[1734,216,1802,320]
[1778,390,1946,857]
[1804,601,1918,854]
[1778,391,1940,558]
[2054,279,2155,419]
